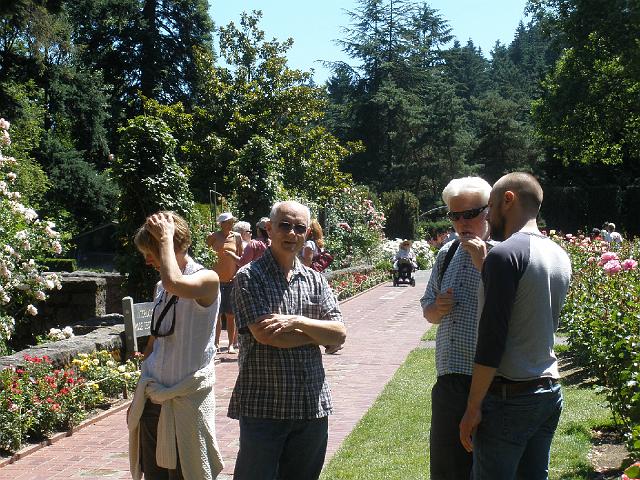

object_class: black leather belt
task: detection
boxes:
[488,377,558,397]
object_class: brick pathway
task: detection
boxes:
[0,272,430,480]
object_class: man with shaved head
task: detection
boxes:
[459,172,571,479]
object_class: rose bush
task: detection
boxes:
[324,186,386,268]
[555,234,640,452]
[0,119,63,354]
[0,350,141,453]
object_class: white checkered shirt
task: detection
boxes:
[421,240,487,377]
[228,248,343,420]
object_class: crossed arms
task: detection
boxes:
[248,314,346,348]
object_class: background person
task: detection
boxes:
[420,176,492,480]
[233,220,252,249]
[300,219,324,267]
[127,211,224,480]
[459,172,571,480]
[207,212,243,354]
[607,222,623,244]
[226,217,270,267]
[393,239,418,271]
[229,201,346,480]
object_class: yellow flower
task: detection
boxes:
[92,359,99,365]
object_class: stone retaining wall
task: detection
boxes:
[35,271,126,331]
[0,314,125,369]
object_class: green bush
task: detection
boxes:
[112,115,194,301]
[381,190,419,240]
[417,219,450,241]
[43,258,77,272]
[324,186,386,268]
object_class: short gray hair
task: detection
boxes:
[233,221,251,233]
[270,201,311,225]
[441,177,492,208]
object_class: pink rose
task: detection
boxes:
[603,260,622,275]
[337,222,352,233]
[599,251,619,266]
[622,259,638,271]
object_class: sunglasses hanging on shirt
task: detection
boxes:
[150,293,178,337]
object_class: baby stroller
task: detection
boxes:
[393,258,416,287]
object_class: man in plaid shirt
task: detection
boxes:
[229,200,346,480]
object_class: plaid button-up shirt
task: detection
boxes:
[421,240,494,377]
[228,248,343,420]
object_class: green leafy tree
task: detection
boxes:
[530,0,640,170]
[112,115,194,299]
[143,12,353,225]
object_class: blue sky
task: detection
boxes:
[209,1,529,84]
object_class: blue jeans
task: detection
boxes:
[473,382,563,480]
[233,416,328,480]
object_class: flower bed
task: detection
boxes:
[0,350,140,453]
[327,266,390,301]
[555,234,640,452]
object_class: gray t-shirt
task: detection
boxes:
[475,231,571,380]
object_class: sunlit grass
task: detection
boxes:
[321,347,613,480]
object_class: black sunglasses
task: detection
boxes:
[447,205,488,221]
[277,221,308,234]
[150,292,178,337]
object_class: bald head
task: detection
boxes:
[270,200,311,225]
[493,172,543,217]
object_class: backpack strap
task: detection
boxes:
[438,239,460,286]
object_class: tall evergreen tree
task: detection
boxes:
[327,0,466,204]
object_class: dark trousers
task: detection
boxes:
[139,400,184,480]
[430,374,473,480]
[233,416,329,480]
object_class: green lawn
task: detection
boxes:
[321,346,613,480]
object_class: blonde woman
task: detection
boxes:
[127,211,223,479]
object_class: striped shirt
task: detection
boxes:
[420,240,486,377]
[228,248,343,420]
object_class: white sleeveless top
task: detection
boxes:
[142,258,219,387]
